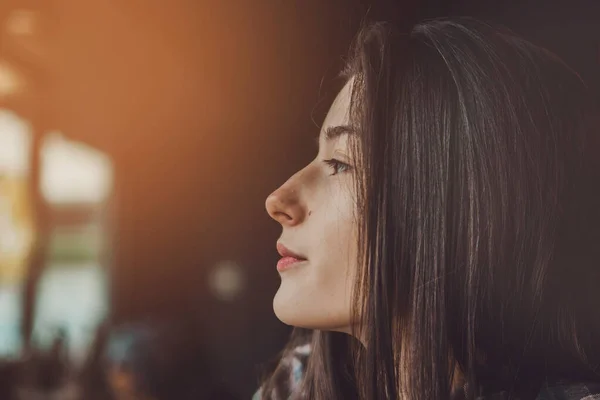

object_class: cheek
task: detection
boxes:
[273,178,359,331]
[318,215,356,280]
[317,220,358,311]
[305,184,358,309]
[318,183,357,263]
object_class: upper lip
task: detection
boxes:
[276,242,307,260]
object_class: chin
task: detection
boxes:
[272,289,300,326]
[272,290,353,332]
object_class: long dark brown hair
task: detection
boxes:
[259,17,600,400]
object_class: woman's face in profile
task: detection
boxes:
[265,80,358,333]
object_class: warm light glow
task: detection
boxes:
[0,61,24,98]
[0,110,31,175]
[0,110,34,278]
[5,10,36,36]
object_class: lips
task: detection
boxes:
[276,242,307,272]
[276,242,306,260]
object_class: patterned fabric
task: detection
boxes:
[253,345,600,400]
[477,381,600,400]
[253,344,310,400]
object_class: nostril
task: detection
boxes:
[274,211,293,223]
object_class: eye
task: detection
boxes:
[323,158,352,176]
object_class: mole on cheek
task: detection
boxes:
[308,210,312,216]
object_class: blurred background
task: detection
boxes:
[0,0,598,399]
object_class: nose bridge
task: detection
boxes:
[281,166,306,197]
[265,166,309,226]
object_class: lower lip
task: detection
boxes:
[277,256,306,272]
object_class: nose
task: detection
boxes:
[265,182,305,227]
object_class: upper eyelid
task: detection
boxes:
[332,150,352,162]
[314,136,352,160]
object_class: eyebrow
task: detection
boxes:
[314,125,356,147]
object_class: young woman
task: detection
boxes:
[258,17,600,400]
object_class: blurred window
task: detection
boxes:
[33,132,114,364]
[0,109,34,358]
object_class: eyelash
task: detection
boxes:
[323,158,352,176]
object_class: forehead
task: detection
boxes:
[320,79,353,137]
